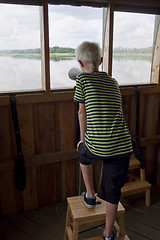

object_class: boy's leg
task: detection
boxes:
[104,202,118,237]
[80,163,95,197]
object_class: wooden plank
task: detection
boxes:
[36,162,62,206]
[67,196,124,221]
[70,0,160,8]
[55,161,63,202]
[0,96,10,106]
[141,135,160,146]
[126,204,160,231]
[59,101,76,151]
[121,180,151,196]
[139,93,146,137]
[64,159,79,199]
[128,94,136,137]
[37,102,55,154]
[0,106,12,161]
[1,0,160,8]
[139,93,160,180]
[129,155,140,170]
[139,85,160,95]
[120,87,135,96]
[126,229,151,240]
[142,94,160,137]
[33,103,40,154]
[22,207,64,239]
[5,213,59,240]
[23,166,38,211]
[125,211,160,240]
[156,146,160,187]
[16,91,74,104]
[54,102,61,151]
[122,96,130,126]
[17,104,35,156]
[0,170,18,215]
[0,216,31,240]
[0,149,77,171]
[144,145,157,180]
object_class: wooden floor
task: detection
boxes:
[0,186,160,240]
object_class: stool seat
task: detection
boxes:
[64,195,130,240]
[67,195,124,222]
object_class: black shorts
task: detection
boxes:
[78,143,130,204]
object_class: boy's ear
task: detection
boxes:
[99,57,103,65]
[78,60,84,68]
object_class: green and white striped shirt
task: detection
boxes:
[74,71,133,158]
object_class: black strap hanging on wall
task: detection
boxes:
[9,94,26,191]
[75,103,80,147]
[132,87,146,169]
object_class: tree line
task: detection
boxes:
[0,46,152,55]
[0,46,75,54]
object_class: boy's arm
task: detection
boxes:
[78,103,86,146]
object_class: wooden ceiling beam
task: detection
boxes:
[49,0,160,8]
[0,0,160,8]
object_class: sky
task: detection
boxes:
[0,3,156,50]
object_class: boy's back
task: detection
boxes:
[74,71,132,158]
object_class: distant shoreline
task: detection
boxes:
[113,53,152,57]
[0,53,75,58]
[0,52,152,58]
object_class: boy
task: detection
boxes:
[74,41,132,240]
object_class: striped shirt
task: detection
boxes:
[74,71,133,158]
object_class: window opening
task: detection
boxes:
[0,3,41,92]
[49,4,102,90]
[112,12,155,85]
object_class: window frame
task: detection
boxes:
[0,0,159,95]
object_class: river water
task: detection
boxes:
[0,55,152,92]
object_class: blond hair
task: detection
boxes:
[75,41,101,70]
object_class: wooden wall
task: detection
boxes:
[0,92,79,215]
[0,85,160,215]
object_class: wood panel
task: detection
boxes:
[59,101,76,151]
[23,166,38,211]
[37,103,55,154]
[17,104,35,156]
[0,170,18,215]
[36,161,62,206]
[0,106,12,161]
[0,87,159,214]
[140,91,160,180]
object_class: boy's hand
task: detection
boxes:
[77,140,84,151]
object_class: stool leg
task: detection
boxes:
[118,213,125,236]
[72,220,79,240]
[64,205,71,240]
[145,187,151,207]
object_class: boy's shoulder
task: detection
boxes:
[77,71,119,86]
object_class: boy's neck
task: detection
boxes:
[82,65,98,73]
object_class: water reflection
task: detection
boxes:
[50,56,75,62]
[113,55,152,62]
[112,56,151,85]
[0,55,152,92]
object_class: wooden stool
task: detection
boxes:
[121,154,151,207]
[64,195,130,240]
